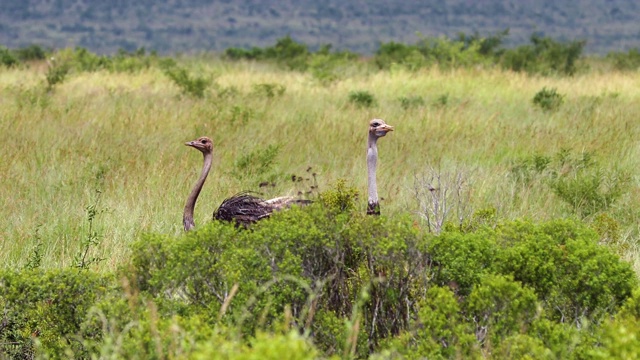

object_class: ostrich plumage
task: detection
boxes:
[183,136,310,231]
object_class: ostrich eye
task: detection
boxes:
[201,139,207,144]
[372,122,380,127]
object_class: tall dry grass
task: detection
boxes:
[1,60,639,271]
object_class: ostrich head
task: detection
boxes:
[369,119,394,138]
[185,136,213,154]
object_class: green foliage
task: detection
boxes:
[375,30,506,71]
[51,47,158,73]
[501,34,585,75]
[13,44,47,62]
[386,286,478,359]
[0,46,19,67]
[457,29,509,57]
[74,189,107,270]
[607,48,640,71]
[0,204,637,358]
[163,64,213,98]
[317,179,359,213]
[225,36,309,71]
[532,87,564,111]
[0,269,112,357]
[45,59,71,91]
[511,149,631,217]
[374,41,420,70]
[348,90,376,107]
[497,220,636,323]
[466,274,539,345]
[252,83,286,98]
[193,330,319,359]
[23,227,44,270]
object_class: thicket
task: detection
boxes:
[3,30,635,82]
[1,185,638,358]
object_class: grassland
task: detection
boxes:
[1,58,639,273]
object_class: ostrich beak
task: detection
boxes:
[379,124,394,132]
[185,141,196,147]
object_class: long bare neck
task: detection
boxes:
[183,152,212,231]
[367,133,380,215]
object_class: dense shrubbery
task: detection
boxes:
[373,31,585,75]
[1,183,637,358]
[607,48,640,71]
[0,32,633,83]
[500,34,585,75]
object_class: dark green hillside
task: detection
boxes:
[1,0,639,54]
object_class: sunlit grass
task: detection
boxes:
[1,60,639,271]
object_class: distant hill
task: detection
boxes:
[1,0,638,55]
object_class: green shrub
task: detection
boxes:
[163,65,213,98]
[384,286,478,359]
[252,83,286,98]
[607,48,640,71]
[45,60,71,91]
[497,219,636,322]
[348,90,376,107]
[308,45,358,85]
[398,95,425,110]
[193,330,319,359]
[66,47,111,72]
[532,87,564,111]
[0,269,113,357]
[465,274,539,345]
[14,44,47,61]
[501,34,585,75]
[0,46,19,67]
[374,42,421,70]
[1,186,636,358]
[427,230,498,295]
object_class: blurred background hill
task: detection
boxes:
[1,0,639,54]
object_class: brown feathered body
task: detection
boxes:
[184,137,311,231]
[213,192,312,227]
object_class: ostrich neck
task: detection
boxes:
[367,133,379,211]
[183,152,212,231]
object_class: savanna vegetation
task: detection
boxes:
[1,34,640,358]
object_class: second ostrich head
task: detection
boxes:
[369,119,394,138]
[367,119,393,216]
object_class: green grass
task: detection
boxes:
[1,60,640,272]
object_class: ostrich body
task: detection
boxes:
[183,136,310,231]
[366,119,394,215]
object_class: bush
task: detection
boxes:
[0,46,19,67]
[532,87,564,111]
[497,220,636,322]
[501,34,585,75]
[252,83,286,98]
[348,90,376,107]
[45,59,71,91]
[163,64,213,98]
[14,44,47,62]
[607,48,640,71]
[0,184,637,358]
[0,269,113,357]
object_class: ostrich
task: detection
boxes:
[183,136,310,231]
[366,119,394,215]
